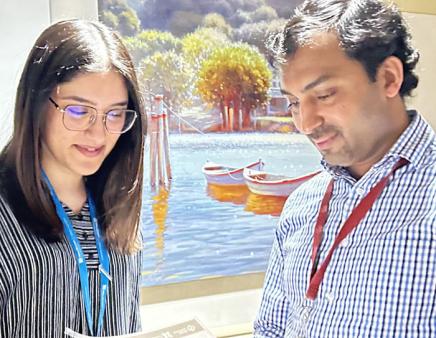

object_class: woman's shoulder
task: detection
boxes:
[0,190,21,241]
[0,167,33,245]
[0,183,13,228]
[0,165,16,226]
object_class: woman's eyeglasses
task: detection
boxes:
[49,97,137,134]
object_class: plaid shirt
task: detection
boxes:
[254,111,436,338]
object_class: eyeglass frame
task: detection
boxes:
[48,97,138,134]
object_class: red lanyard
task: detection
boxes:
[306,158,409,300]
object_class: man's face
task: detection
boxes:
[281,34,399,176]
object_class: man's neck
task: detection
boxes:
[348,107,411,179]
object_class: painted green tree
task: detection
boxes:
[201,13,233,38]
[122,30,181,65]
[181,27,229,71]
[197,43,272,131]
[99,0,140,36]
[139,50,195,112]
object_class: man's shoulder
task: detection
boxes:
[276,172,330,236]
[285,170,331,202]
[410,132,436,184]
[408,112,436,169]
[423,136,436,167]
[280,171,331,215]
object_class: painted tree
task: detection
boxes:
[168,10,204,37]
[181,27,229,71]
[196,43,271,131]
[139,50,195,112]
[99,0,140,36]
[137,0,276,34]
[265,0,301,18]
[201,13,233,38]
[122,30,181,65]
[234,18,287,55]
[118,9,141,36]
[100,11,119,30]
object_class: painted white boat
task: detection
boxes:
[202,159,264,186]
[243,168,320,197]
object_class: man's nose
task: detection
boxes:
[296,100,323,135]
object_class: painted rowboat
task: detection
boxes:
[243,168,320,197]
[202,159,264,186]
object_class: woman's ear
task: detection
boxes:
[377,56,404,98]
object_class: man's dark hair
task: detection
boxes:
[267,0,419,97]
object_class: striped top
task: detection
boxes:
[254,111,436,337]
[66,203,99,269]
[0,197,142,337]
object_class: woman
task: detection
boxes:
[0,20,146,337]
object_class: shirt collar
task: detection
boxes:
[321,110,434,178]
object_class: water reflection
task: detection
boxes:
[206,183,287,216]
[151,188,170,252]
[206,184,250,205]
[141,133,321,286]
[245,193,287,216]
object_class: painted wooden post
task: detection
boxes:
[228,106,234,132]
[149,95,172,190]
[149,105,158,189]
[162,103,172,180]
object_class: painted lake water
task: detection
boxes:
[140,132,321,286]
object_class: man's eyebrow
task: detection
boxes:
[280,75,333,96]
[280,88,293,96]
[303,75,332,92]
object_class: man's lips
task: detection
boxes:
[312,134,338,150]
[74,144,104,157]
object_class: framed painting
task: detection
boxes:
[98,0,320,287]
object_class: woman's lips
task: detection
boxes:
[74,144,104,157]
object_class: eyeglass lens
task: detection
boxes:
[63,105,136,133]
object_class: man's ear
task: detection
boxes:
[377,56,404,98]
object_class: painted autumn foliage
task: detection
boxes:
[197,44,272,131]
[100,0,296,132]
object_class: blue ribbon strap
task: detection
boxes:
[42,170,110,336]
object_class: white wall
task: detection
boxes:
[0,0,50,148]
[49,0,98,23]
[404,12,436,129]
[0,0,98,149]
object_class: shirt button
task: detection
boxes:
[300,307,310,322]
[339,238,350,248]
[325,291,335,304]
[355,186,365,196]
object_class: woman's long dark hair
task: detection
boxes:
[0,20,146,254]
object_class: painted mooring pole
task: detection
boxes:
[149,95,172,190]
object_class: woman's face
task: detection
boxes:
[41,70,129,180]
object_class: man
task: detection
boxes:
[254,0,435,337]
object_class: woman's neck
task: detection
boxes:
[43,166,87,214]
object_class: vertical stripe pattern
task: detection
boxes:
[0,198,142,337]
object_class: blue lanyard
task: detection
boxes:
[42,170,111,336]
